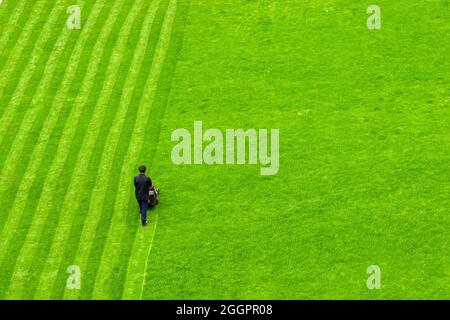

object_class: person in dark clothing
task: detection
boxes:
[134,165,152,226]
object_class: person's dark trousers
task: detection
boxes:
[138,201,148,225]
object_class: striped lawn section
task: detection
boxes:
[33,0,148,299]
[92,0,178,300]
[0,0,69,173]
[0,0,91,267]
[1,0,123,299]
[0,0,36,77]
[0,0,57,142]
[0,0,98,298]
[23,1,129,297]
[0,0,19,25]
[78,1,170,300]
[0,0,83,262]
[0,0,22,49]
[122,0,189,299]
[0,0,60,180]
[0,0,44,74]
[84,0,170,299]
[62,0,164,300]
[56,3,166,300]
[0,1,73,232]
[119,0,185,299]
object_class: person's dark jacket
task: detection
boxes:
[134,174,152,202]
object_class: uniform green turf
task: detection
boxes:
[0,0,448,299]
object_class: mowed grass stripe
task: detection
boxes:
[0,0,45,75]
[62,0,163,300]
[0,1,72,220]
[1,0,122,299]
[0,0,35,77]
[33,0,147,299]
[122,0,189,299]
[0,0,57,138]
[92,0,178,299]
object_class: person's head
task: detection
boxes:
[138,165,146,174]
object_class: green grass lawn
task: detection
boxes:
[0,0,449,299]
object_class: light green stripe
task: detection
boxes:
[63,0,162,300]
[92,0,178,299]
[33,0,149,299]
